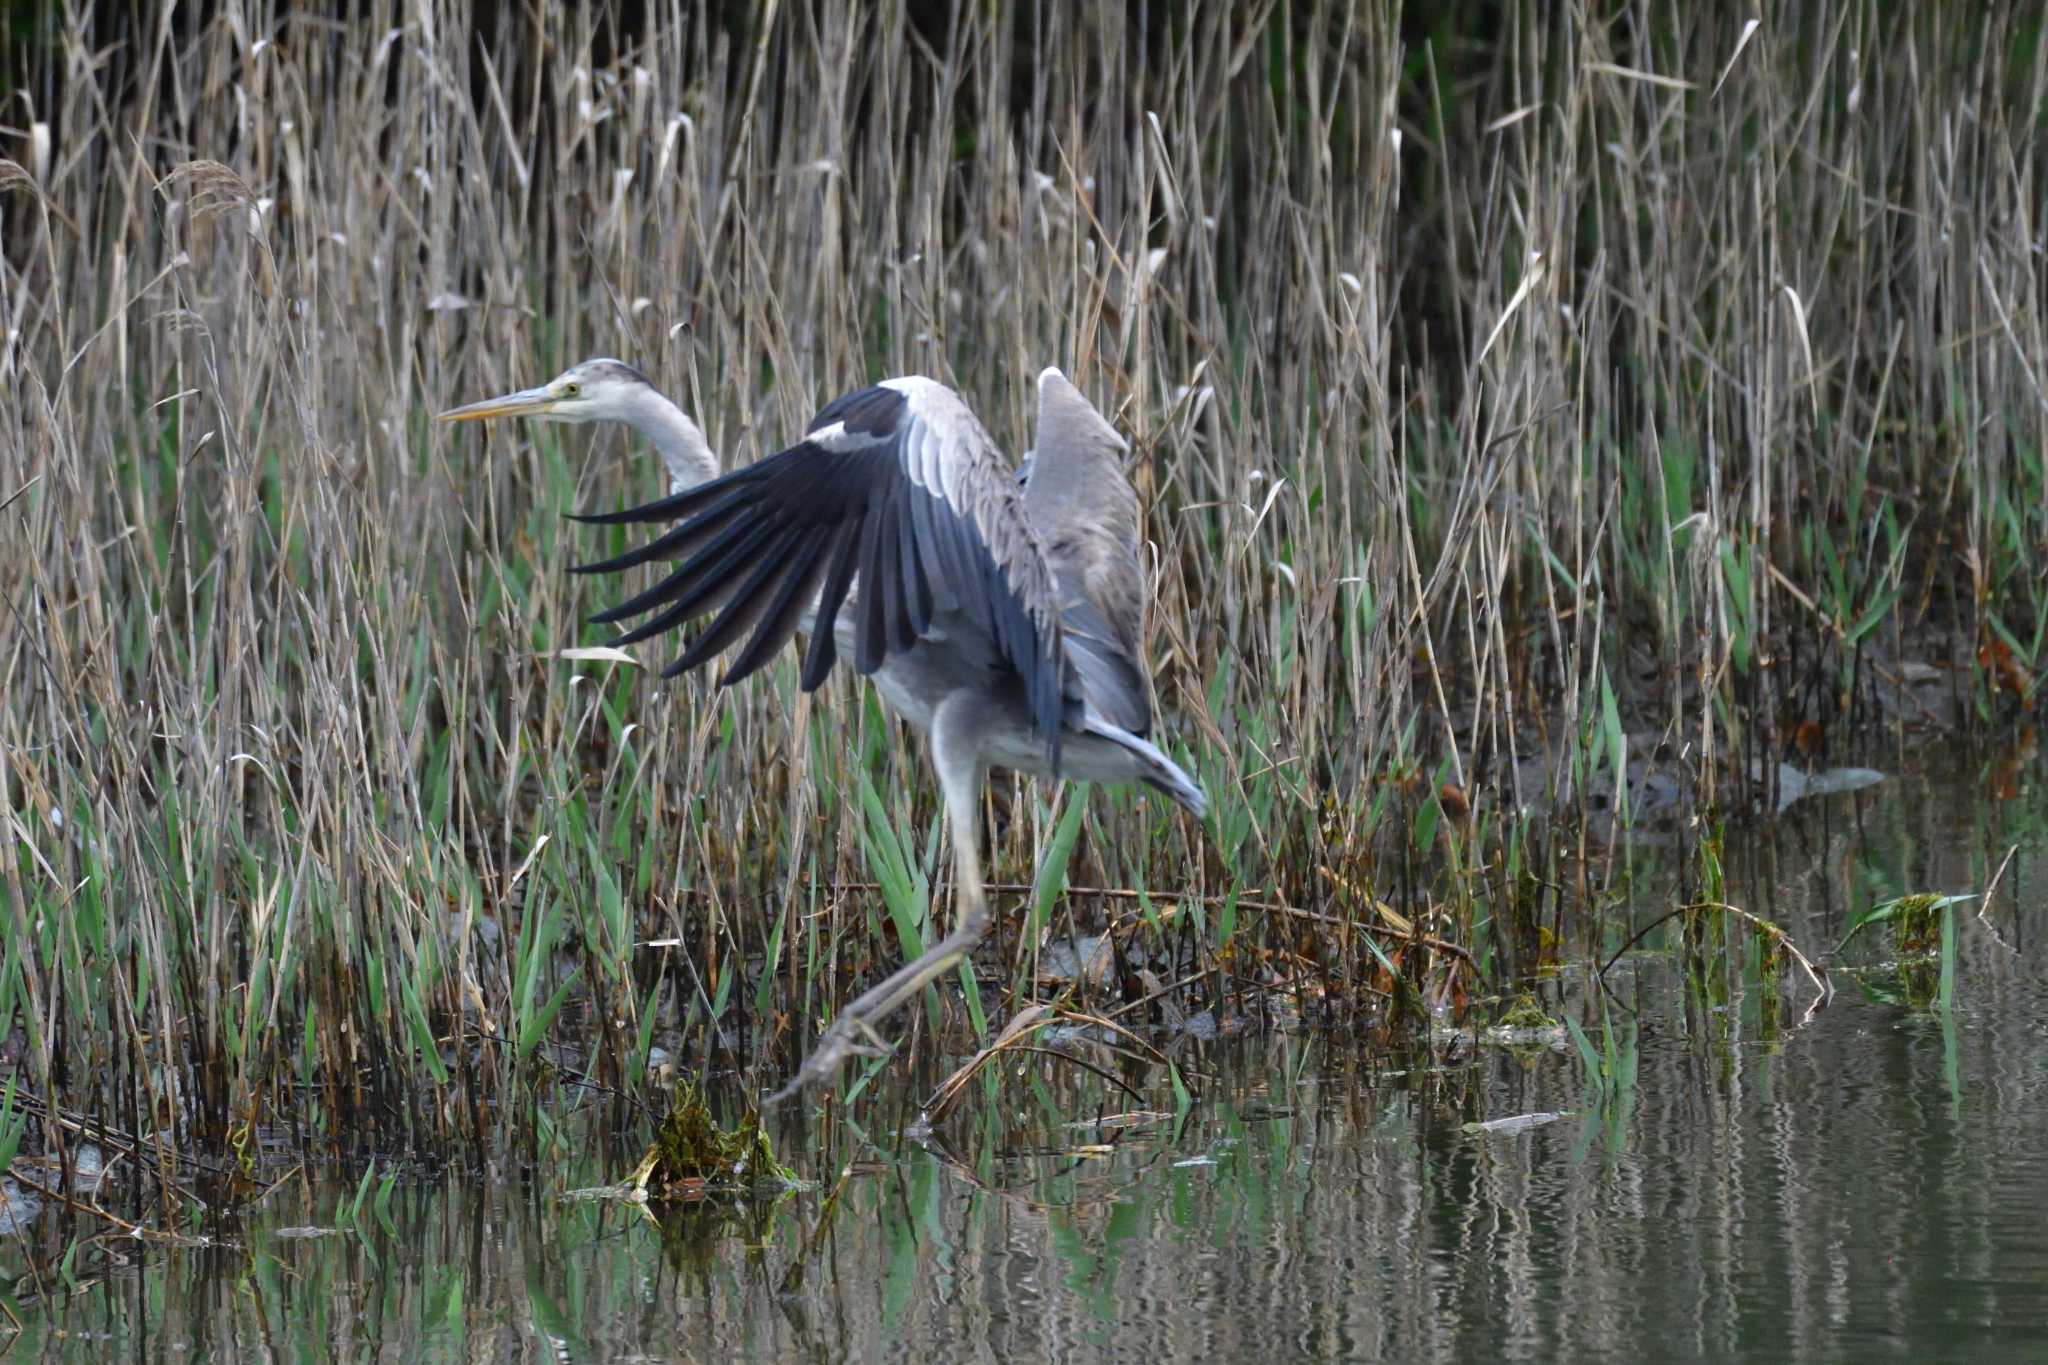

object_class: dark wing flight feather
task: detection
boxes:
[570,377,1069,765]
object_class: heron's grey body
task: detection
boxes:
[440,362,1204,1100]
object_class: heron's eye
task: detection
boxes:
[561,382,581,398]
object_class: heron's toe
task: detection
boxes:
[762,1014,900,1105]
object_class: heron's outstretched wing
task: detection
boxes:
[1022,368,1152,735]
[571,376,1068,764]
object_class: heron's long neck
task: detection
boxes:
[625,385,719,493]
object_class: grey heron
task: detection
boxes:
[441,361,1207,1102]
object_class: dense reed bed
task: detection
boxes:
[0,3,2042,1161]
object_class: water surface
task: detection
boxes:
[6,755,2044,1362]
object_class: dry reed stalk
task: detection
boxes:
[0,3,2038,1150]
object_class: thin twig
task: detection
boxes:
[1977,844,2020,954]
[4,1168,214,1246]
[835,880,1483,974]
[1600,901,1831,1003]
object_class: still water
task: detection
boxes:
[8,756,2045,1361]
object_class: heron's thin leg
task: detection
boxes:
[767,693,991,1104]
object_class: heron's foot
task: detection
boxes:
[762,1010,899,1107]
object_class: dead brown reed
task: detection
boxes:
[0,3,2040,1156]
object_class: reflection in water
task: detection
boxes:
[4,759,2045,1361]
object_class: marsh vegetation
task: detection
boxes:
[0,0,2042,1208]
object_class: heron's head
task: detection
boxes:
[437,358,658,427]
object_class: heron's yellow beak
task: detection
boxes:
[436,385,558,423]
